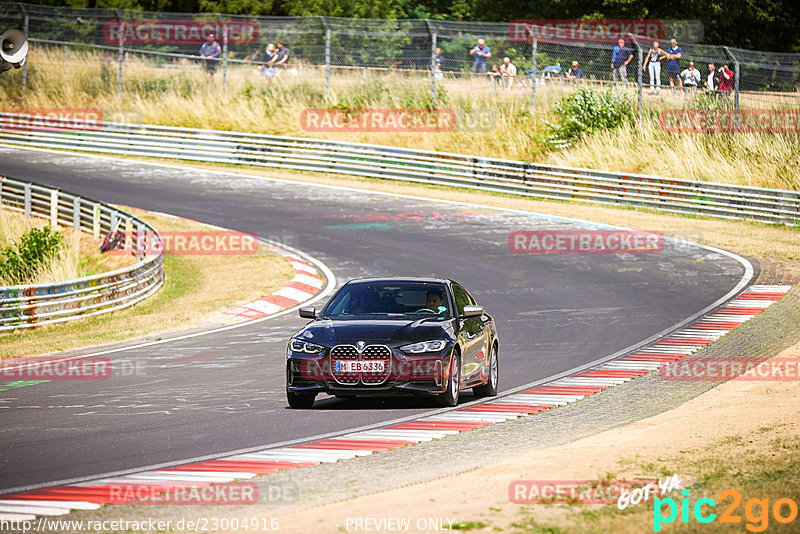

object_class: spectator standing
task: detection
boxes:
[611,38,632,83]
[705,63,721,94]
[664,38,683,92]
[200,33,221,75]
[433,47,445,71]
[566,60,584,79]
[680,61,701,92]
[500,56,517,90]
[470,38,491,75]
[718,63,734,96]
[642,40,664,92]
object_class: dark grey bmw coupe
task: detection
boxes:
[285,277,499,408]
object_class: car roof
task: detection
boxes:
[344,277,452,285]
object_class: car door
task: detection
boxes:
[452,283,484,383]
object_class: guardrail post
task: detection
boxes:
[72,196,81,232]
[136,221,145,254]
[124,218,133,250]
[0,176,4,207]
[321,17,331,100]
[50,189,58,227]
[218,14,228,90]
[93,203,101,238]
[18,3,28,98]
[115,9,125,96]
[23,182,31,217]
[110,210,118,233]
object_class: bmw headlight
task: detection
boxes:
[289,338,325,354]
[400,339,448,353]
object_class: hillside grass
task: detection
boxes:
[1,47,799,190]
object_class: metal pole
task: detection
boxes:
[723,46,740,130]
[530,30,537,110]
[115,9,124,96]
[218,14,228,90]
[18,4,28,98]
[425,19,437,104]
[631,34,643,116]
[325,29,331,99]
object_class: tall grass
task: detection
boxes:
[2,46,799,190]
[0,209,133,286]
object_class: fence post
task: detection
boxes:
[73,197,81,232]
[425,19,437,104]
[17,3,28,98]
[115,9,124,96]
[629,33,643,116]
[50,189,58,227]
[23,182,31,217]
[93,203,101,238]
[218,13,228,90]
[723,46,740,130]
[528,26,537,110]
[321,17,331,100]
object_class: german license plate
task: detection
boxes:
[335,360,385,373]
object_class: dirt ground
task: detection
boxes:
[273,340,800,533]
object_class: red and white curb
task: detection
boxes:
[0,285,790,520]
[125,207,326,324]
[215,249,324,323]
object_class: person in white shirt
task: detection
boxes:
[500,56,517,90]
[679,61,701,91]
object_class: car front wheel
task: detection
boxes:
[436,353,461,407]
[287,389,316,409]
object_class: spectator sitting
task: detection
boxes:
[470,38,491,76]
[200,34,221,76]
[500,56,517,90]
[566,60,584,79]
[611,38,633,84]
[664,38,683,93]
[679,61,701,91]
[249,48,260,62]
[487,64,501,88]
[256,43,276,77]
[642,40,664,92]
[273,43,290,74]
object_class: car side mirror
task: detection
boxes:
[462,305,484,318]
[299,307,316,319]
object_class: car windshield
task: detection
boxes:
[322,282,451,318]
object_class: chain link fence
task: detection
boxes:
[1,2,799,112]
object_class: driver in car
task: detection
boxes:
[426,291,446,313]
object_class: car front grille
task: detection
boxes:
[329,344,392,385]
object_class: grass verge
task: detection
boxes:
[0,208,296,359]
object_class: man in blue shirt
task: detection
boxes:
[611,38,633,83]
[200,33,221,75]
[470,39,491,74]
[664,38,683,92]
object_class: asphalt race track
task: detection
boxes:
[0,147,754,493]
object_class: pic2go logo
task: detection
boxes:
[654,489,798,532]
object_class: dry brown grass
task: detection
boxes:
[0,208,296,358]
[4,47,798,190]
[0,208,135,286]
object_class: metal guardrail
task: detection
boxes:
[0,176,164,331]
[0,112,798,225]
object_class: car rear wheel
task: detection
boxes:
[436,353,461,407]
[287,389,316,409]
[473,343,498,397]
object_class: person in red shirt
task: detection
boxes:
[718,63,734,95]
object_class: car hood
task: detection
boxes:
[295,317,453,345]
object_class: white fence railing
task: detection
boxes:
[0,112,798,226]
[0,175,164,331]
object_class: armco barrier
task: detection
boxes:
[0,113,798,225]
[0,176,164,331]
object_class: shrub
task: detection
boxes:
[543,85,634,149]
[0,225,63,284]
